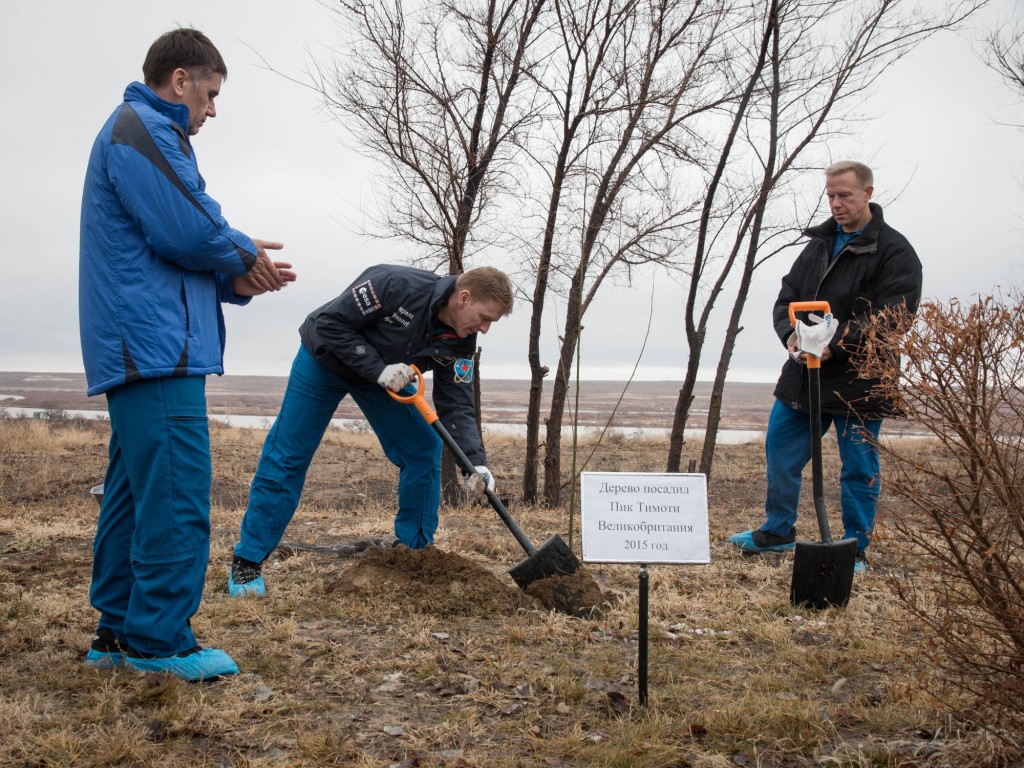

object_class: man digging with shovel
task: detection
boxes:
[227,265,513,597]
[727,161,922,575]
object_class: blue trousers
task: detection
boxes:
[92,376,210,656]
[762,399,882,553]
[235,346,442,561]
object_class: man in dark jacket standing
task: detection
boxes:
[227,264,514,597]
[79,28,295,679]
[727,161,922,574]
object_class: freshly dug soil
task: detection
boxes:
[524,570,606,618]
[327,544,606,617]
[327,545,542,616]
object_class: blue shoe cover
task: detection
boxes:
[853,556,869,575]
[228,572,266,597]
[85,648,125,668]
[726,530,796,553]
[126,648,239,681]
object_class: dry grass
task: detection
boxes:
[0,415,1018,767]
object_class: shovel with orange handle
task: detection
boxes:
[787,301,858,609]
[387,365,582,590]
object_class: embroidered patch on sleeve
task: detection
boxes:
[453,358,474,383]
[351,280,381,316]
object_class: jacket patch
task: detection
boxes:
[352,280,381,315]
[383,306,414,327]
[453,358,474,383]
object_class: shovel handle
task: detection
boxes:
[788,301,832,371]
[787,301,831,328]
[386,364,539,557]
[386,365,438,425]
[787,303,833,543]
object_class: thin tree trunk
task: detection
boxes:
[666,1,775,472]
[541,277,584,506]
[666,340,702,471]
[702,6,780,479]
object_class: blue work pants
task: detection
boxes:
[762,398,882,553]
[91,376,210,656]
[235,346,442,560]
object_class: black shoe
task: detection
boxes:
[751,529,796,548]
[726,528,797,553]
[126,644,202,660]
[90,627,122,653]
[85,627,125,668]
[229,555,266,597]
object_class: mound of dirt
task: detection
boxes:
[524,571,606,618]
[328,545,542,616]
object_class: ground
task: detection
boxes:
[0,413,1016,767]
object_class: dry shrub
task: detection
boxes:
[0,412,102,454]
[857,292,1024,749]
[0,414,108,505]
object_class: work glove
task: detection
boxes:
[463,465,495,500]
[787,332,802,364]
[794,312,838,360]
[377,363,416,392]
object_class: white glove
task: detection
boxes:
[377,363,416,392]
[463,465,495,499]
[787,333,802,363]
[794,313,838,359]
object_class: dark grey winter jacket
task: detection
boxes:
[772,203,922,418]
[299,264,486,464]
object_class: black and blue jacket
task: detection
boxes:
[772,203,923,417]
[79,82,258,396]
[300,264,486,464]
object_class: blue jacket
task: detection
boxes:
[299,265,487,465]
[79,82,258,396]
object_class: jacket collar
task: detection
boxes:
[123,81,191,137]
[806,201,884,249]
[430,274,459,317]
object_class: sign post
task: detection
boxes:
[580,472,709,706]
[638,564,649,704]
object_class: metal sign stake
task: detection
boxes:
[579,472,710,712]
[638,564,649,706]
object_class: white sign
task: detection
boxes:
[580,472,710,564]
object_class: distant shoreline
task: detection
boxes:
[0,370,778,431]
[0,370,936,436]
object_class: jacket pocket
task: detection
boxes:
[179,273,219,361]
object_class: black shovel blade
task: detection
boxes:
[508,535,582,589]
[790,537,857,609]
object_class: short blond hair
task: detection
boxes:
[826,161,873,189]
[456,267,514,316]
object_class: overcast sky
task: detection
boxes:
[3,0,1022,385]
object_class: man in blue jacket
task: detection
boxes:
[227,264,513,597]
[79,28,296,680]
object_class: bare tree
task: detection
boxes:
[666,0,986,478]
[316,0,547,271]
[313,0,547,499]
[520,0,740,505]
[983,15,1024,96]
[309,0,982,512]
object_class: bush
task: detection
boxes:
[857,293,1024,749]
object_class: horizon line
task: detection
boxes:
[0,367,780,386]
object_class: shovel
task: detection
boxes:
[787,301,857,609]
[387,365,582,590]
